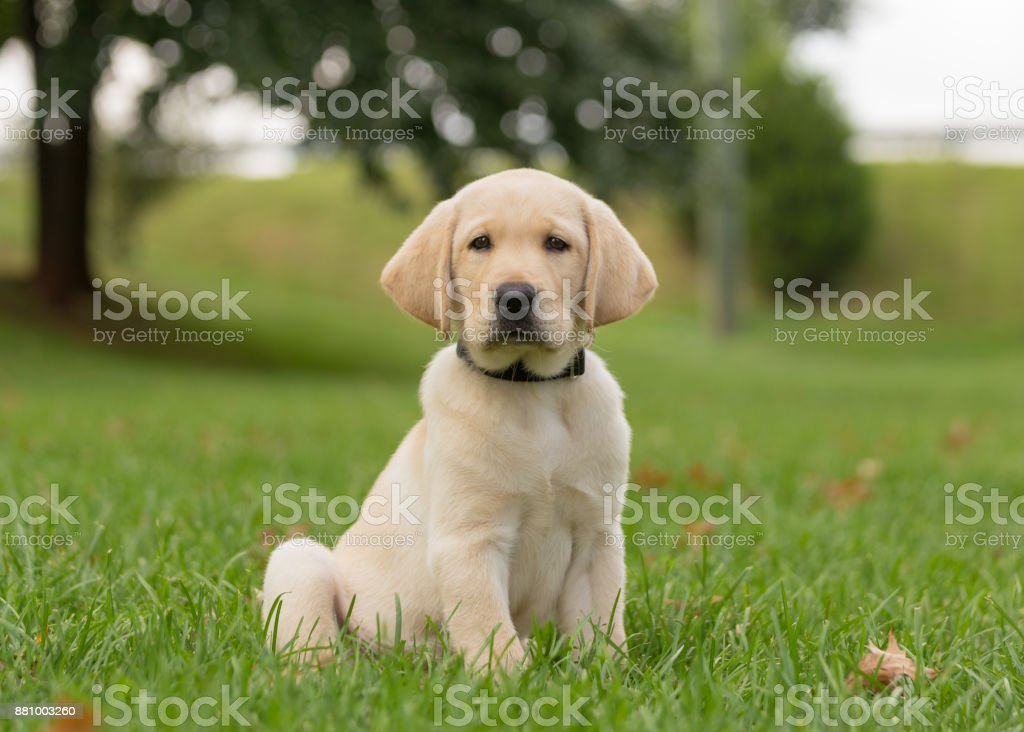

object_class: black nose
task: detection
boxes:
[495,282,537,322]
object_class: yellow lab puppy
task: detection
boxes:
[262,168,656,669]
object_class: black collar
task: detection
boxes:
[456,341,585,382]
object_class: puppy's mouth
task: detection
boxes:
[502,325,542,342]
[482,326,555,348]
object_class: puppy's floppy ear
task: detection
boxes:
[381,199,455,331]
[583,198,658,327]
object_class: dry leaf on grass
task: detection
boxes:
[825,477,872,510]
[820,457,884,510]
[632,464,671,489]
[686,462,723,489]
[680,520,716,545]
[846,629,937,692]
[44,698,91,732]
[944,418,973,453]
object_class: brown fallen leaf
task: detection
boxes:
[686,462,722,489]
[632,464,671,489]
[44,697,90,732]
[944,418,973,453]
[825,477,872,510]
[846,629,937,692]
[680,520,716,545]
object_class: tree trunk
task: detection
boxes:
[692,0,746,334]
[23,0,95,305]
[33,120,93,304]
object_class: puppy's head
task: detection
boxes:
[381,168,657,376]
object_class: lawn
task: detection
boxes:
[1,161,1023,730]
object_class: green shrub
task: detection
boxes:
[745,59,871,290]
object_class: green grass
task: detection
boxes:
[1,160,1023,729]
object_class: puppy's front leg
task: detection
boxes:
[558,527,627,654]
[429,495,524,671]
[587,529,628,651]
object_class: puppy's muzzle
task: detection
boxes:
[495,282,538,336]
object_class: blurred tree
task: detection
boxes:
[743,54,870,289]
[1,0,681,304]
[739,0,870,291]
[692,0,745,333]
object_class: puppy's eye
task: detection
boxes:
[545,236,569,252]
[468,235,491,251]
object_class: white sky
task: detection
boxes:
[789,0,1024,131]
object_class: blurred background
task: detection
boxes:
[0,0,1021,366]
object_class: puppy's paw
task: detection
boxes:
[470,637,526,675]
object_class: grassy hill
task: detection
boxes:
[2,159,1022,373]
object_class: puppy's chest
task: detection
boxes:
[512,405,612,541]
[502,390,620,499]
[513,396,608,475]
